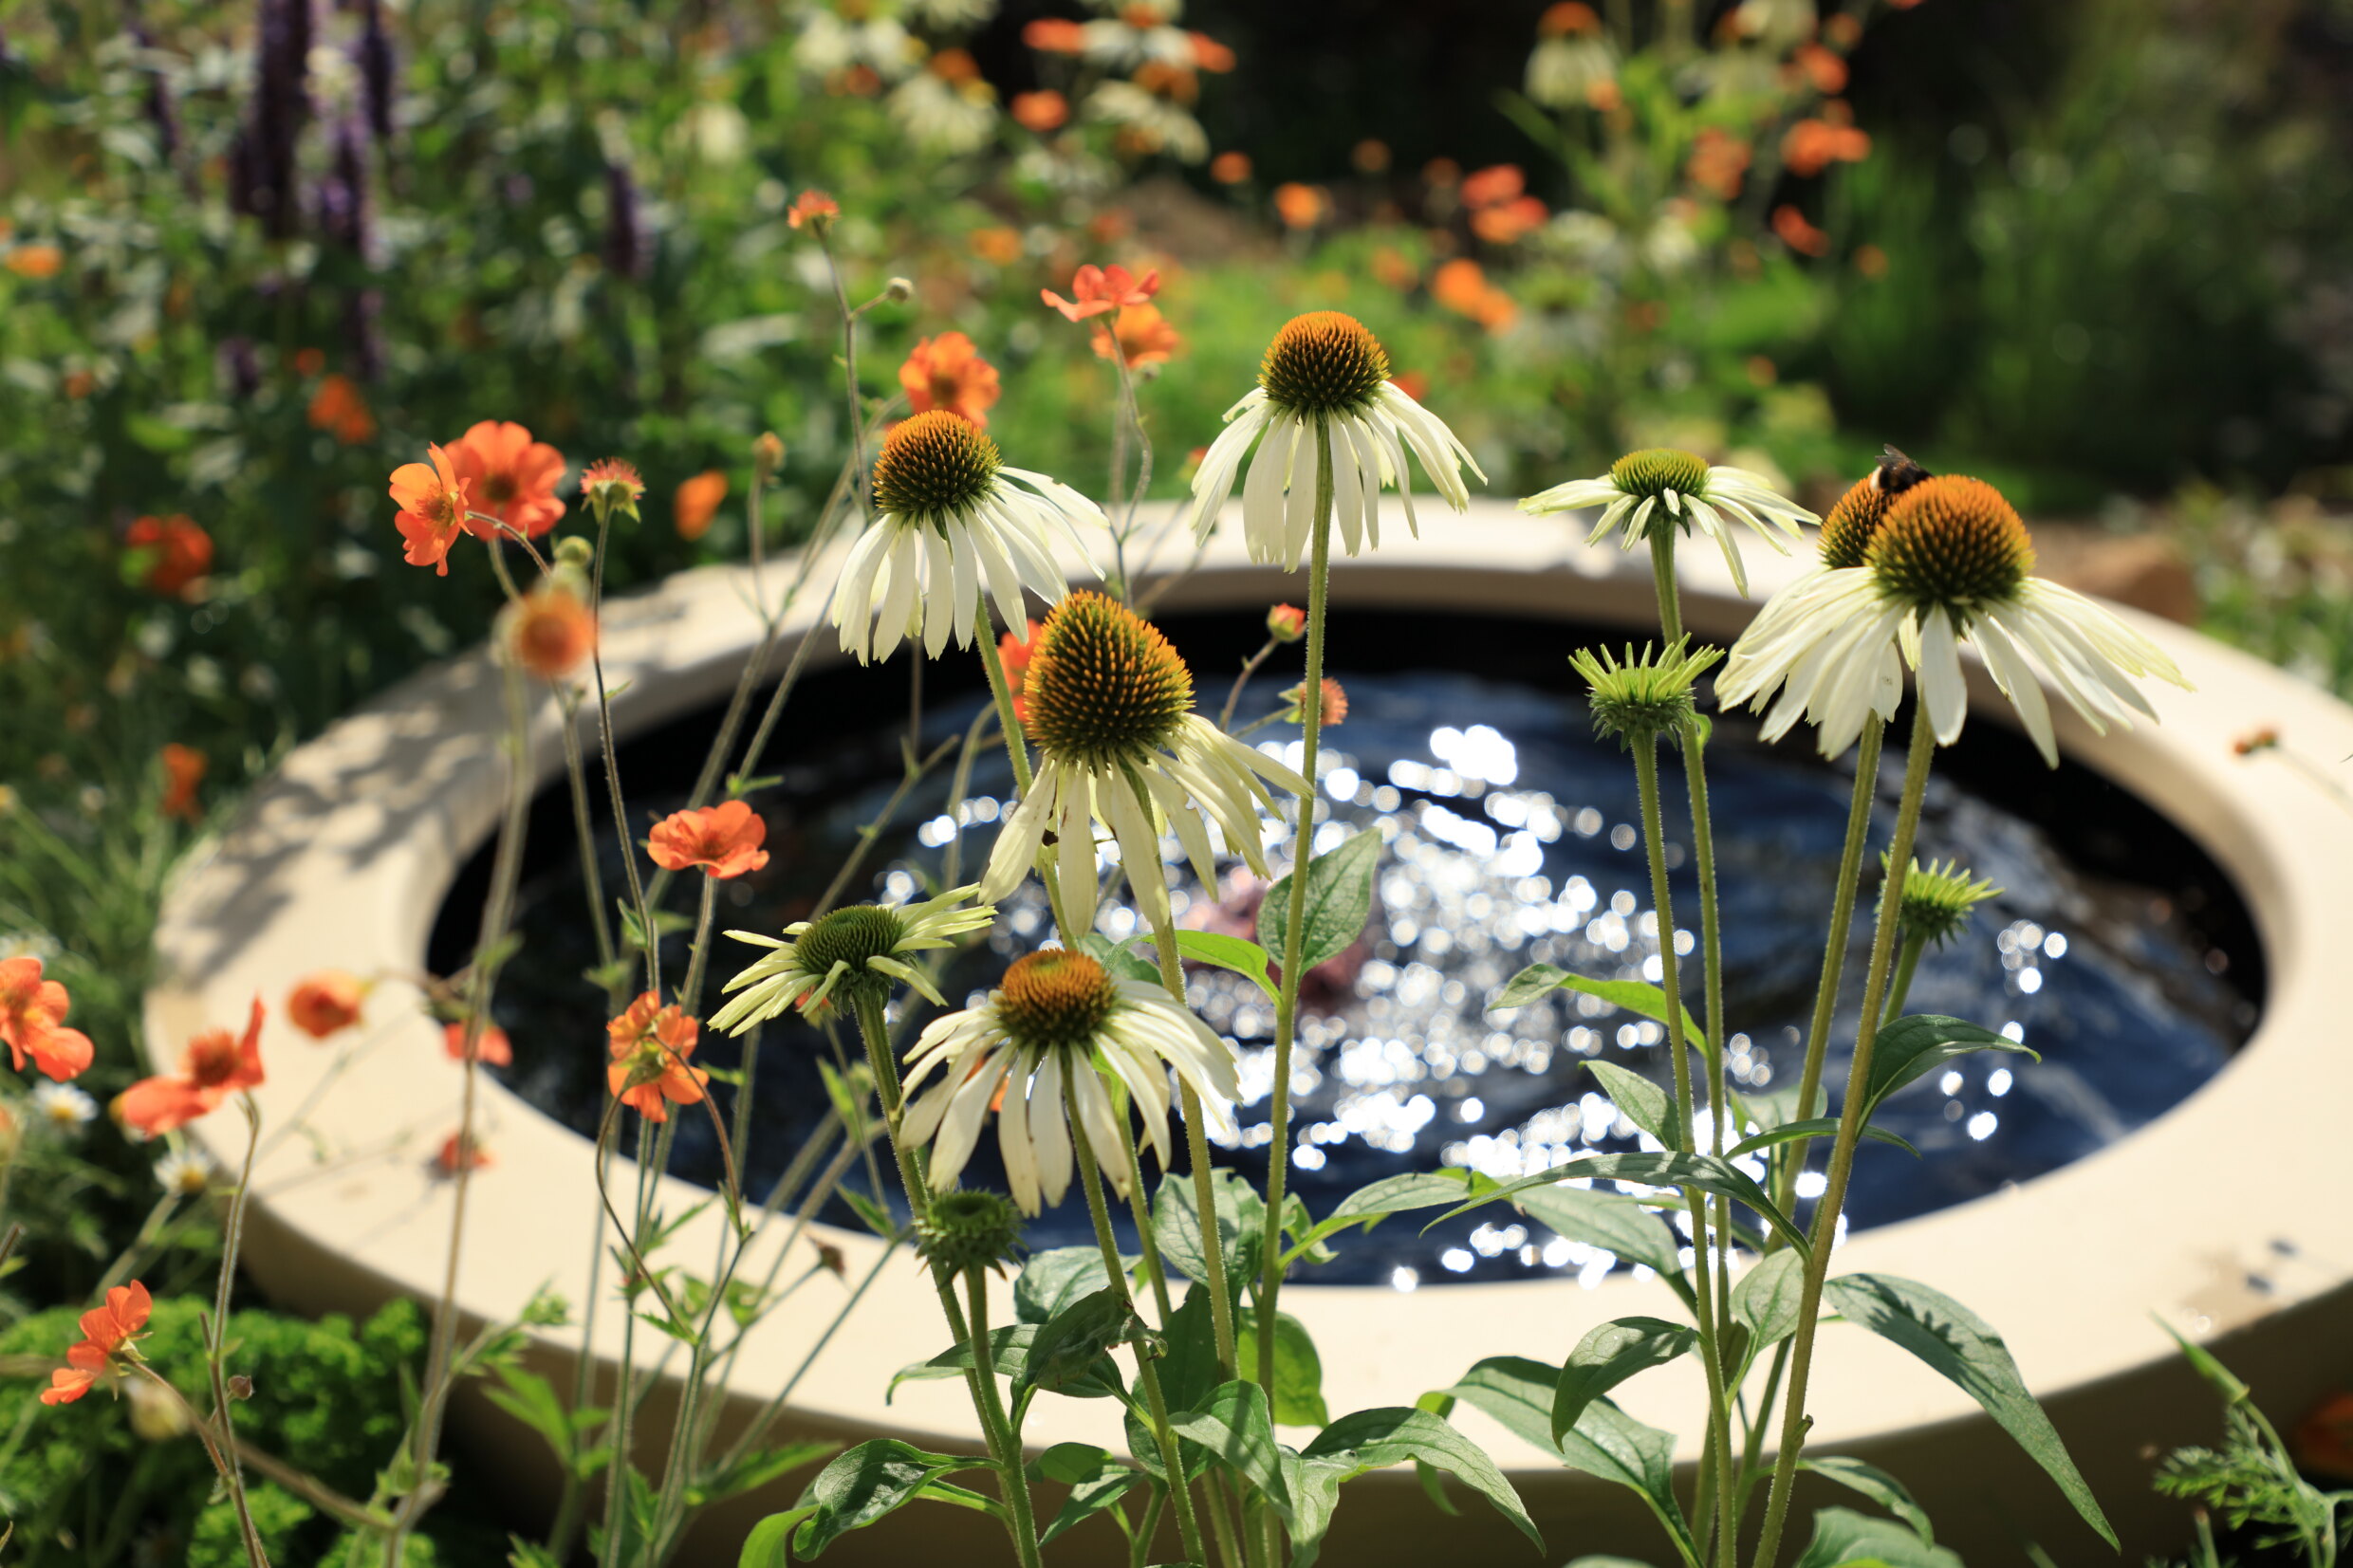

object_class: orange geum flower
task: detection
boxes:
[287,970,365,1041]
[1540,1,1602,34]
[1272,182,1327,230]
[443,1021,513,1067]
[1284,676,1348,729]
[1,955,95,1082]
[5,244,65,280]
[899,332,1002,428]
[1210,151,1251,184]
[1190,30,1235,71]
[1460,163,1526,210]
[647,800,770,879]
[606,992,709,1121]
[1789,42,1848,95]
[1010,90,1069,132]
[390,443,474,577]
[1041,263,1159,323]
[451,420,567,540]
[39,1340,109,1406]
[1265,604,1306,643]
[970,227,1023,266]
[504,581,598,680]
[79,1282,154,1356]
[1023,17,1086,52]
[124,515,213,600]
[120,997,265,1135]
[307,373,378,444]
[581,457,646,522]
[1688,127,1753,200]
[1472,195,1548,245]
[674,470,728,541]
[435,1130,494,1175]
[159,743,206,821]
[1093,303,1182,369]
[787,190,839,231]
[1772,203,1831,256]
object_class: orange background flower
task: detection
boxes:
[444,1021,513,1067]
[1010,90,1069,133]
[674,470,728,540]
[606,993,708,1121]
[5,244,64,280]
[647,800,770,878]
[120,997,265,1134]
[1210,151,1251,184]
[391,444,473,575]
[998,618,1043,720]
[507,583,597,679]
[1273,183,1328,230]
[160,743,207,821]
[1042,263,1159,323]
[40,1282,151,1406]
[787,190,839,230]
[1093,303,1182,368]
[124,515,213,599]
[899,332,1002,427]
[450,420,567,539]
[307,374,378,445]
[1,955,95,1081]
[287,970,365,1040]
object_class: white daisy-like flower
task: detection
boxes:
[901,949,1239,1213]
[1521,447,1813,595]
[32,1079,97,1132]
[155,1148,215,1196]
[980,592,1308,933]
[1717,473,2192,764]
[888,69,998,155]
[828,411,1105,664]
[1186,312,1484,570]
[711,887,996,1034]
[797,8,918,81]
[1077,16,1196,70]
[1080,81,1209,163]
[1525,10,1617,109]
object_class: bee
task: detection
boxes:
[1873,444,1932,497]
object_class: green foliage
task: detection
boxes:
[1255,827,1380,977]
[2153,1325,2350,1565]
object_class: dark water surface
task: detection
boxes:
[435,609,2260,1287]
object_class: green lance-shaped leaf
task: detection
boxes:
[1153,1167,1248,1288]
[1028,1444,1140,1548]
[1284,1168,1480,1263]
[1166,1379,1292,1516]
[786,1440,997,1558]
[1728,1116,1919,1160]
[1863,1014,2039,1120]
[1020,1286,1141,1397]
[887,1324,1121,1403]
[1798,1456,1936,1546]
[1236,1305,1330,1427]
[1258,827,1381,974]
[1510,1183,1692,1305]
[1489,963,1705,1047]
[695,1441,839,1508]
[1171,929,1279,998]
[1731,1249,1807,1374]
[1077,932,1162,986]
[1789,1506,1964,1568]
[1302,1407,1544,1558]
[738,1506,816,1568]
[1822,1273,2115,1547]
[1553,1318,1698,1445]
[1014,1245,1134,1323]
[1585,1059,1677,1149]
[1428,1152,1809,1255]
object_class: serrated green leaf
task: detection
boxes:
[1823,1273,2114,1548]
[1552,1319,1697,1445]
[1171,929,1278,999]
[787,1441,991,1558]
[1258,829,1380,975]
[1489,964,1704,1045]
[697,1441,838,1507]
[887,1324,1121,1404]
[1153,1169,1246,1289]
[1585,1060,1677,1148]
[1557,1400,1701,1568]
[1790,1506,1963,1568]
[1863,1015,2038,1120]
[1302,1406,1543,1555]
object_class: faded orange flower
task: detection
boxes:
[6,245,64,280]
[1023,17,1086,52]
[1041,263,1159,323]
[450,420,567,539]
[899,332,1002,427]
[287,971,365,1041]
[1460,164,1526,210]
[444,1020,513,1067]
[505,582,597,680]
[160,744,206,821]
[606,992,708,1121]
[1782,118,1871,177]
[120,997,265,1135]
[998,618,1043,721]
[390,444,473,576]
[307,374,378,444]
[646,800,770,879]
[787,190,840,231]
[1273,183,1328,230]
[1092,303,1181,368]
[1210,151,1251,184]
[581,457,646,521]
[1789,43,1848,95]
[1539,2,1602,34]
[1371,246,1418,291]
[435,1130,494,1174]
[124,515,213,600]
[1189,31,1235,71]
[1772,203,1830,256]
[2295,1391,2353,1483]
[1688,127,1752,200]
[1,956,95,1082]
[1431,257,1517,331]
[970,227,1023,266]
[1423,157,1462,190]
[1285,676,1348,728]
[674,470,728,541]
[1472,195,1548,244]
[1011,90,1069,132]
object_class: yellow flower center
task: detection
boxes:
[1608,448,1711,505]
[1867,475,2034,614]
[1020,591,1195,766]
[872,410,1000,519]
[995,950,1119,1051]
[1258,311,1391,415]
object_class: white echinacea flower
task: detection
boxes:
[900,949,1240,1213]
[1717,471,2191,764]
[981,591,1307,932]
[1186,311,1483,570]
[829,411,1105,663]
[710,887,996,1033]
[1522,446,1813,595]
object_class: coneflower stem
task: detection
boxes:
[1631,734,1737,1568]
[1769,715,1883,1222]
[964,1267,1047,1568]
[1750,702,1936,1568]
[1881,930,1929,1026]
[1069,1096,1211,1568]
[975,595,1033,797]
[1649,528,1685,647]
[1259,418,1334,1413]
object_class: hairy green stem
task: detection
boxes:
[966,1267,1047,1568]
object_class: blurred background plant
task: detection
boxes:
[3,0,2352,1559]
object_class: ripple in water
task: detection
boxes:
[456,613,2256,1287]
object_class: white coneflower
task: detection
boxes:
[828,411,1105,663]
[1077,0,1195,69]
[900,949,1240,1213]
[796,6,918,82]
[31,1079,97,1133]
[1525,5,1617,109]
[980,592,1308,932]
[155,1148,214,1197]
[1186,312,1483,570]
[1717,474,2191,764]
[1521,447,1813,595]
[1080,82,1209,163]
[711,888,996,1033]
[889,67,998,155]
